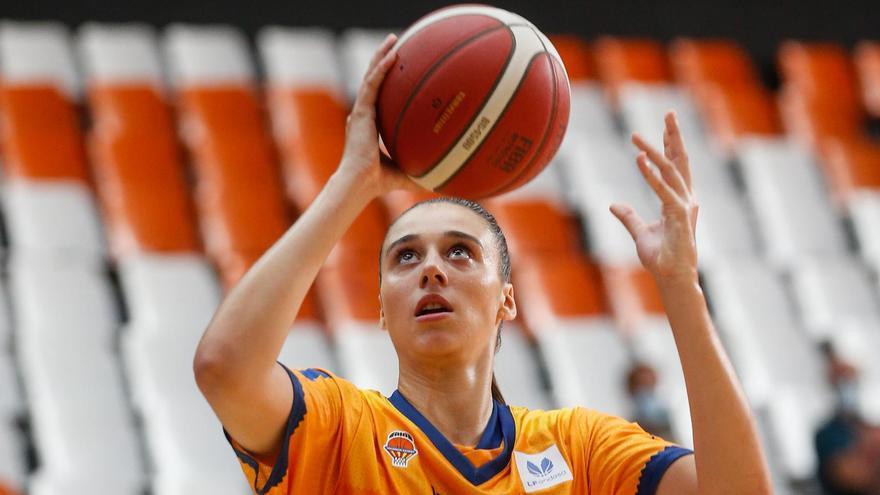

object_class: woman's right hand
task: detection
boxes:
[338,33,421,198]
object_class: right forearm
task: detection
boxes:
[196,169,377,381]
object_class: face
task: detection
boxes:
[379,203,516,365]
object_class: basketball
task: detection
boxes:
[377,4,571,199]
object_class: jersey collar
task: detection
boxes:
[388,389,516,485]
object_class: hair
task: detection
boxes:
[379,197,511,404]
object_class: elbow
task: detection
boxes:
[193,341,230,396]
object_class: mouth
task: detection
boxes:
[414,294,454,320]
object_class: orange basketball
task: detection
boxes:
[377,4,570,199]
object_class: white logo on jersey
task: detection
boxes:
[514,444,573,493]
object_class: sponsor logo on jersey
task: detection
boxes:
[514,444,573,493]
[384,430,418,468]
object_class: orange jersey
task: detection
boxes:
[226,365,692,494]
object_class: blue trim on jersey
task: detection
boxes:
[301,368,331,381]
[475,400,503,450]
[223,362,307,495]
[635,445,694,495]
[389,390,516,486]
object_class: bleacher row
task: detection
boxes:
[0,20,878,495]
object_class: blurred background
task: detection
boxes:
[1,0,879,494]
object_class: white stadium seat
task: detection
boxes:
[78,23,164,85]
[0,21,80,98]
[536,318,631,417]
[493,324,553,411]
[339,29,391,102]
[737,138,847,266]
[848,190,880,270]
[164,24,254,86]
[702,259,833,479]
[334,324,399,396]
[3,182,107,268]
[258,27,343,90]
[617,83,707,152]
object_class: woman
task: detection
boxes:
[193,34,772,494]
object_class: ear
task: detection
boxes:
[498,282,517,322]
[378,294,388,332]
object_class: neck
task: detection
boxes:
[396,356,495,447]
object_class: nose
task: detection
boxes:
[419,253,448,288]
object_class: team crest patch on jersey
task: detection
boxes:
[514,444,573,493]
[384,431,418,468]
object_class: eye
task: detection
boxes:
[448,244,472,259]
[397,249,418,264]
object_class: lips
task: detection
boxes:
[414,294,453,317]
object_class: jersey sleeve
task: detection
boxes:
[224,363,366,495]
[578,408,693,495]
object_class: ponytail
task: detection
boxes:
[491,373,506,404]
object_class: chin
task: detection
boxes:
[412,327,467,357]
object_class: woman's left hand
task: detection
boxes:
[610,111,700,286]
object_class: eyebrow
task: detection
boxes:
[385,230,483,258]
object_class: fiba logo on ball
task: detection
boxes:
[384,430,418,468]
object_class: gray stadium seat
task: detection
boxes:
[0,21,79,98]
[493,323,553,411]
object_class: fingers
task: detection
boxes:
[663,111,693,189]
[610,203,645,241]
[354,35,399,111]
[364,33,398,80]
[631,132,688,199]
[636,152,679,205]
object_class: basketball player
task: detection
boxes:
[194,34,772,494]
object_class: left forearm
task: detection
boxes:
[658,276,771,494]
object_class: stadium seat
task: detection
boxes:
[550,36,618,139]
[80,24,202,258]
[778,42,865,148]
[789,256,880,336]
[594,37,671,106]
[122,328,249,494]
[258,27,348,207]
[848,190,880,269]
[855,41,880,118]
[819,137,880,206]
[117,254,220,332]
[600,265,664,332]
[2,182,106,267]
[339,29,389,102]
[489,197,583,259]
[0,21,79,99]
[736,138,847,266]
[492,323,553,411]
[0,356,23,422]
[165,24,291,288]
[701,259,833,480]
[0,423,25,494]
[671,39,761,90]
[514,253,630,416]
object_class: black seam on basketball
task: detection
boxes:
[409,24,518,179]
[483,27,561,197]
[388,23,510,160]
[433,50,545,194]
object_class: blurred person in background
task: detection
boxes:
[815,342,880,494]
[626,363,674,442]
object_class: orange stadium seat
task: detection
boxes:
[778,42,865,146]
[88,87,201,256]
[600,265,665,332]
[820,137,880,204]
[594,37,671,105]
[548,35,596,82]
[173,86,290,287]
[317,250,382,328]
[671,39,760,89]
[514,254,607,329]
[489,198,583,259]
[696,84,782,150]
[854,41,880,118]
[0,85,90,183]
[269,89,349,206]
